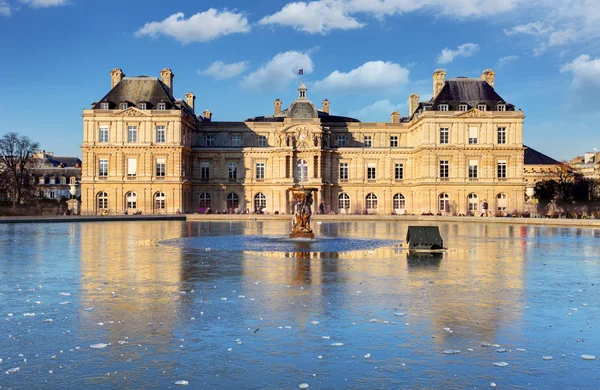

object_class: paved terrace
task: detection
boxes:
[2,214,600,228]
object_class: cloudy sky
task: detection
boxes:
[1,0,599,159]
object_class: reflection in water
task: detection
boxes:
[1,220,600,389]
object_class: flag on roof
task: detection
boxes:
[298,69,303,75]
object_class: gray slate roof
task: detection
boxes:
[524,146,561,165]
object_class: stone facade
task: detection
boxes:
[81,68,527,216]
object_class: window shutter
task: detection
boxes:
[469,127,478,138]
[127,158,136,175]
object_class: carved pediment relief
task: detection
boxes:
[118,108,150,117]
[456,108,485,118]
[279,125,323,149]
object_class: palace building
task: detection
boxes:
[81,68,526,215]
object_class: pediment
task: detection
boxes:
[116,108,151,117]
[278,125,323,149]
[456,108,485,118]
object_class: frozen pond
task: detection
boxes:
[0,220,599,389]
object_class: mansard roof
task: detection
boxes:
[429,78,515,111]
[245,110,360,123]
[524,146,561,165]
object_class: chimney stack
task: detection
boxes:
[391,111,400,123]
[432,69,447,99]
[481,68,496,88]
[203,109,212,121]
[110,68,125,89]
[185,92,196,114]
[409,93,420,117]
[274,99,281,116]
[160,68,174,96]
[322,99,330,114]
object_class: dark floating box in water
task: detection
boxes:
[406,226,444,250]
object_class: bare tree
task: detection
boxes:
[0,132,39,206]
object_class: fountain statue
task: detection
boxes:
[288,187,318,239]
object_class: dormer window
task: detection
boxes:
[497,104,506,111]
[458,104,468,111]
[139,103,146,110]
[100,103,109,110]
[477,104,486,111]
[120,103,128,110]
[157,103,166,111]
[439,104,449,112]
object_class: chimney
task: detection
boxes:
[203,109,212,121]
[432,69,447,99]
[322,99,330,114]
[274,99,281,116]
[391,111,400,123]
[110,68,125,89]
[409,93,420,117]
[160,68,174,96]
[481,68,496,88]
[185,92,196,113]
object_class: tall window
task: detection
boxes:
[337,135,347,147]
[468,160,478,179]
[365,193,378,210]
[100,103,109,110]
[477,104,486,111]
[254,193,267,212]
[439,104,449,111]
[296,159,308,182]
[338,193,350,210]
[339,162,348,180]
[497,127,507,144]
[467,193,478,212]
[439,193,449,212]
[156,158,166,177]
[497,104,506,111]
[120,103,128,110]
[99,126,109,143]
[390,136,398,148]
[468,127,478,144]
[97,192,108,209]
[367,162,376,180]
[127,126,137,143]
[99,159,108,177]
[258,135,267,147]
[232,134,241,147]
[155,192,166,210]
[201,162,210,179]
[440,127,449,144]
[393,193,406,211]
[394,163,404,180]
[199,193,211,209]
[364,136,372,147]
[228,162,238,179]
[227,193,239,210]
[439,160,449,178]
[139,103,147,110]
[459,104,468,111]
[127,158,136,178]
[156,126,166,143]
[126,192,137,209]
[157,103,166,110]
[497,193,508,211]
[256,162,265,180]
[206,135,215,147]
[497,160,507,178]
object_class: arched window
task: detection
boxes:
[497,193,507,211]
[254,193,267,213]
[97,191,108,210]
[365,193,378,210]
[296,159,308,183]
[439,193,449,212]
[198,193,211,209]
[126,192,137,209]
[155,192,166,210]
[467,193,478,212]
[227,192,239,210]
[393,193,406,211]
[338,193,350,210]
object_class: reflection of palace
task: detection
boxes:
[81,67,532,215]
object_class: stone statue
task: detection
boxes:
[289,188,317,238]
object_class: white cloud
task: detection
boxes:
[312,61,409,93]
[258,1,363,34]
[135,9,251,44]
[348,99,404,121]
[437,43,479,65]
[496,55,519,68]
[241,51,314,91]
[504,21,553,36]
[0,0,10,16]
[198,61,249,80]
[19,0,68,7]
[348,0,521,18]
[561,54,600,89]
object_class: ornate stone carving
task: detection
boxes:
[120,108,147,117]
[458,108,484,118]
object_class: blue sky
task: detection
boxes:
[1,0,599,160]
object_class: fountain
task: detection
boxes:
[288,187,318,239]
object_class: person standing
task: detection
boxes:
[482,199,489,217]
